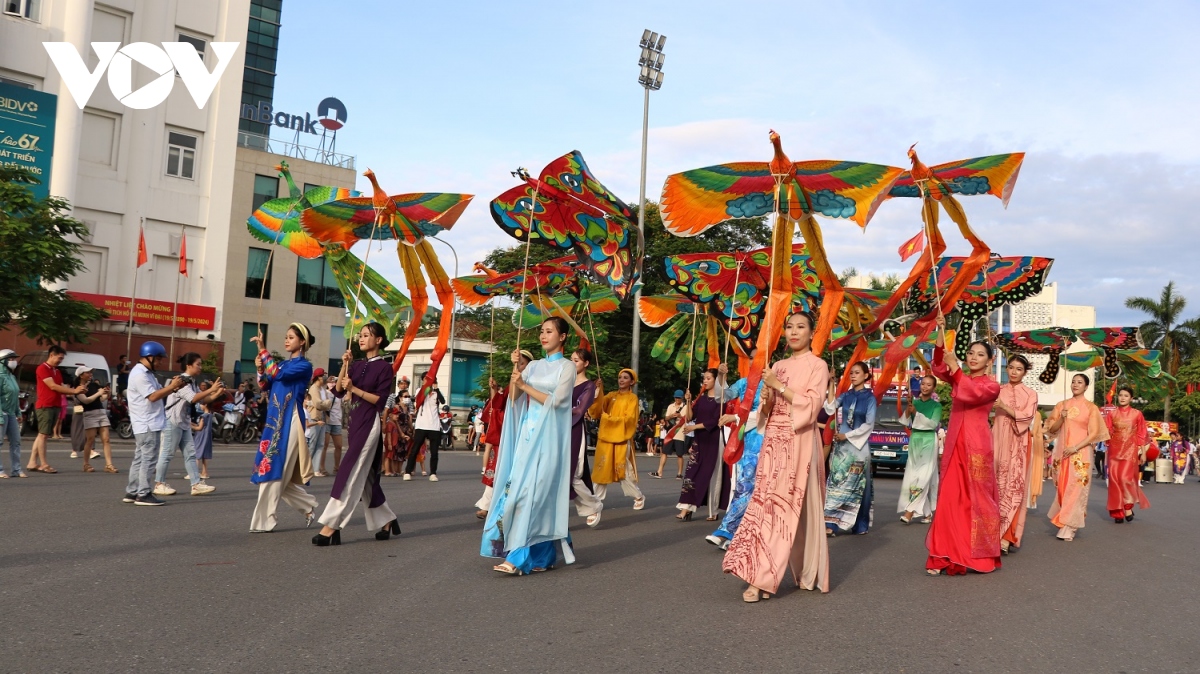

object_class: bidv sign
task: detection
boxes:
[43,42,239,109]
[242,96,347,135]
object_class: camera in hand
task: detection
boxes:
[177,375,194,386]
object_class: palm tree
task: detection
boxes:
[1125,281,1200,421]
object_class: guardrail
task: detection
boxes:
[236,132,355,170]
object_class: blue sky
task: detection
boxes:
[268,0,1200,325]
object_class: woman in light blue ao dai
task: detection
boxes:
[483,317,576,575]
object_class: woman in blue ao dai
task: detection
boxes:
[823,361,877,535]
[483,317,576,575]
[249,323,319,533]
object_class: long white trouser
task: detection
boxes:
[250,414,318,532]
[594,457,644,502]
[317,417,397,532]
[573,442,603,517]
[475,485,494,511]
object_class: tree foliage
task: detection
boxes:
[0,166,107,343]
[1124,281,1200,421]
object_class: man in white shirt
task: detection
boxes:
[404,380,446,482]
[123,341,185,506]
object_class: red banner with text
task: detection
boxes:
[69,292,216,330]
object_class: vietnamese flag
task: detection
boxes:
[136,227,148,267]
[179,232,188,277]
[897,230,925,262]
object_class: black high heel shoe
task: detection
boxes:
[375,519,401,541]
[312,530,341,546]
[676,510,693,522]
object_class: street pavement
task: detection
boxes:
[1,440,1198,673]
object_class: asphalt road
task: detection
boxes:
[1,441,1197,673]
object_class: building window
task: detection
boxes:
[295,257,344,308]
[246,247,273,299]
[177,33,206,59]
[3,0,41,21]
[0,76,34,89]
[166,132,197,179]
[80,110,119,167]
[252,174,278,212]
[241,322,268,371]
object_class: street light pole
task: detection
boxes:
[630,29,665,385]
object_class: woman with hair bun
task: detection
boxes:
[723,311,830,601]
[992,354,1040,553]
[1045,373,1108,541]
[823,360,877,535]
[673,367,723,522]
[312,322,400,546]
[483,317,576,575]
[925,315,1003,575]
[249,323,319,533]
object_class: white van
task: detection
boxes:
[16,350,112,433]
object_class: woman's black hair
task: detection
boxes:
[542,316,570,336]
[177,352,202,368]
[851,361,873,383]
[288,323,316,348]
[1073,373,1090,387]
[1118,384,1135,397]
[359,321,388,349]
[967,340,995,360]
[1008,354,1031,371]
[573,347,593,366]
[702,367,720,381]
[787,310,816,330]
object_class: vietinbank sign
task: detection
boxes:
[43,42,239,109]
[241,97,348,135]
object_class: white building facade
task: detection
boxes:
[2,0,250,352]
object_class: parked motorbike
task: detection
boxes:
[219,399,262,444]
[107,391,133,440]
[18,391,33,435]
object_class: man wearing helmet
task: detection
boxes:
[122,341,186,506]
[0,349,23,478]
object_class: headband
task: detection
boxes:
[289,322,311,349]
[619,368,638,384]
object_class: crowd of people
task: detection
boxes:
[0,310,1191,602]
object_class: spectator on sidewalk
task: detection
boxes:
[0,349,24,478]
[27,345,85,475]
[652,390,689,479]
[154,352,224,497]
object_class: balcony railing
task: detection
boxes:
[236,131,355,170]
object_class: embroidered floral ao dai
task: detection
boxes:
[723,353,830,594]
[925,348,1002,575]
[1047,397,1108,540]
[993,383,1038,549]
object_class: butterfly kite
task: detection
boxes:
[490,151,642,300]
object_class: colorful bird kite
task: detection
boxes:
[660,131,904,461]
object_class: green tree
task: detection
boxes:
[475,202,770,412]
[0,166,107,343]
[1125,281,1200,421]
